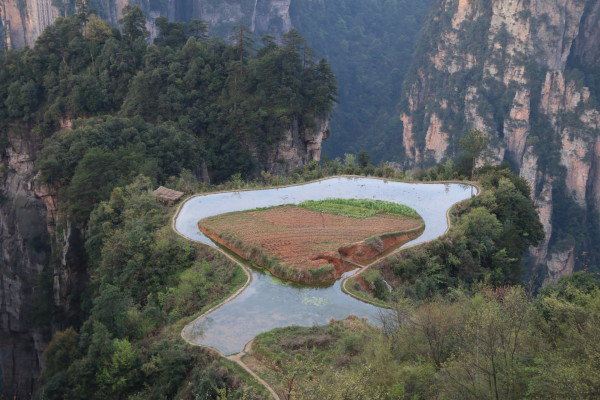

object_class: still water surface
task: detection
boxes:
[176,177,475,355]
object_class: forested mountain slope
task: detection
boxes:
[1,0,433,162]
[399,0,600,284]
[0,10,335,397]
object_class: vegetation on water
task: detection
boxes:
[299,198,421,219]
[247,274,600,400]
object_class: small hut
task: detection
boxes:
[153,186,184,206]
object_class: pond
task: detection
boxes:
[175,177,475,355]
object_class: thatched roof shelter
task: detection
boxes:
[153,186,184,205]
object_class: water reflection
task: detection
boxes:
[176,177,474,355]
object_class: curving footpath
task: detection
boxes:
[173,176,478,399]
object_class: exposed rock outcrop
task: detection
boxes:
[0,126,52,399]
[400,0,600,284]
[0,123,89,398]
[265,117,330,175]
[0,0,60,48]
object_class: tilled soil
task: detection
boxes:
[199,205,423,272]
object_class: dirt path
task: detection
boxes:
[229,340,282,400]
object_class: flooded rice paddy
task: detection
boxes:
[176,177,475,355]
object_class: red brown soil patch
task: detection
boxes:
[199,205,424,285]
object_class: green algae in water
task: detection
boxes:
[302,296,329,307]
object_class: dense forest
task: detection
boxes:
[1,7,336,184]
[38,176,267,399]
[290,0,432,161]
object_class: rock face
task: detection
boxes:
[400,0,600,284]
[266,117,330,175]
[0,123,88,399]
[0,127,49,399]
[1,0,292,48]
[0,0,60,48]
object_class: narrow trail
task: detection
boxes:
[229,340,281,400]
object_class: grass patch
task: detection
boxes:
[243,319,384,399]
[299,198,420,219]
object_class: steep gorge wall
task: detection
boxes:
[400,0,600,284]
[0,0,61,48]
[264,117,330,175]
[0,123,88,399]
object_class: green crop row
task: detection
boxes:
[299,198,421,219]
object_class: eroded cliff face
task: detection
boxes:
[0,126,48,399]
[0,123,87,399]
[0,126,85,398]
[0,0,60,48]
[0,117,327,399]
[0,0,291,48]
[266,117,330,175]
[401,0,600,284]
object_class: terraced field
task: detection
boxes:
[199,202,424,284]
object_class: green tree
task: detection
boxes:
[358,150,371,168]
[119,5,148,43]
[459,129,490,178]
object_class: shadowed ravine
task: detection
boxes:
[173,177,475,396]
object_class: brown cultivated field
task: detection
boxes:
[199,205,424,285]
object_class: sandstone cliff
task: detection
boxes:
[264,117,329,175]
[0,123,88,399]
[0,0,291,48]
[400,0,600,284]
